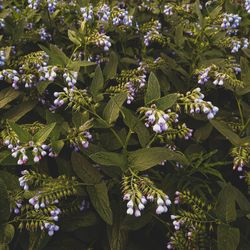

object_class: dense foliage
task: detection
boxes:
[1,0,250,249]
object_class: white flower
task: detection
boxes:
[157,197,164,205]
[127,200,134,208]
[134,209,141,217]
[126,207,134,215]
[156,205,165,214]
[138,203,145,210]
[153,123,162,133]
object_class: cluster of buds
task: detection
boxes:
[87,31,111,51]
[39,27,52,41]
[231,144,250,172]
[47,0,58,13]
[0,69,20,89]
[28,0,40,10]
[122,173,171,217]
[53,87,94,111]
[139,105,178,134]
[80,4,94,21]
[163,4,174,16]
[177,88,219,120]
[63,70,78,89]
[111,6,133,27]
[97,4,110,22]
[67,121,93,151]
[0,18,5,28]
[221,13,241,34]
[109,66,147,104]
[0,50,5,66]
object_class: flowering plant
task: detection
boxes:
[0,0,250,249]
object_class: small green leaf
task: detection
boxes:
[0,88,20,109]
[87,182,113,225]
[89,152,127,170]
[68,30,81,46]
[0,178,10,224]
[8,121,31,143]
[128,147,188,171]
[217,225,240,250]
[51,140,64,155]
[155,93,178,110]
[145,72,161,105]
[103,51,118,80]
[71,152,102,184]
[103,93,127,125]
[90,65,104,97]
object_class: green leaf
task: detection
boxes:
[103,51,118,80]
[89,152,127,170]
[194,123,213,142]
[217,225,240,250]
[71,152,102,184]
[103,93,127,125]
[90,65,104,97]
[37,81,51,94]
[0,178,10,224]
[68,30,81,46]
[68,60,96,72]
[51,140,64,155]
[128,147,188,171]
[60,212,98,232]
[155,93,177,110]
[145,72,161,105]
[215,183,237,222]
[8,121,31,143]
[122,108,150,147]
[33,123,56,144]
[87,182,113,225]
[174,24,184,48]
[210,119,241,145]
[0,224,14,245]
[0,171,19,191]
[2,101,37,122]
[0,88,20,109]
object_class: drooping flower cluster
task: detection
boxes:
[122,173,171,217]
[231,38,249,53]
[80,4,94,21]
[221,13,241,34]
[142,20,163,46]
[177,88,219,120]
[231,144,250,172]
[87,31,111,51]
[196,63,244,88]
[67,120,93,151]
[39,27,52,41]
[163,4,173,16]
[111,6,133,27]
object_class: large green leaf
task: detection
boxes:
[144,72,161,105]
[89,152,127,171]
[103,51,118,80]
[0,88,20,109]
[33,122,56,144]
[210,119,241,145]
[215,183,237,223]
[0,224,14,245]
[71,152,102,184]
[90,65,104,97]
[103,93,127,125]
[0,178,10,224]
[128,147,188,171]
[8,121,31,143]
[122,108,150,147]
[155,93,178,110]
[87,182,113,225]
[217,225,240,250]
[2,101,37,122]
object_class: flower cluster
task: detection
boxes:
[231,38,249,53]
[80,4,94,21]
[245,0,250,13]
[87,31,111,51]
[111,6,133,27]
[122,173,171,217]
[142,20,164,46]
[221,13,241,34]
[139,105,178,134]
[97,4,110,22]
[177,88,219,120]
[63,70,78,89]
[47,0,58,13]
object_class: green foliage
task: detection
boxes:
[0,0,250,249]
